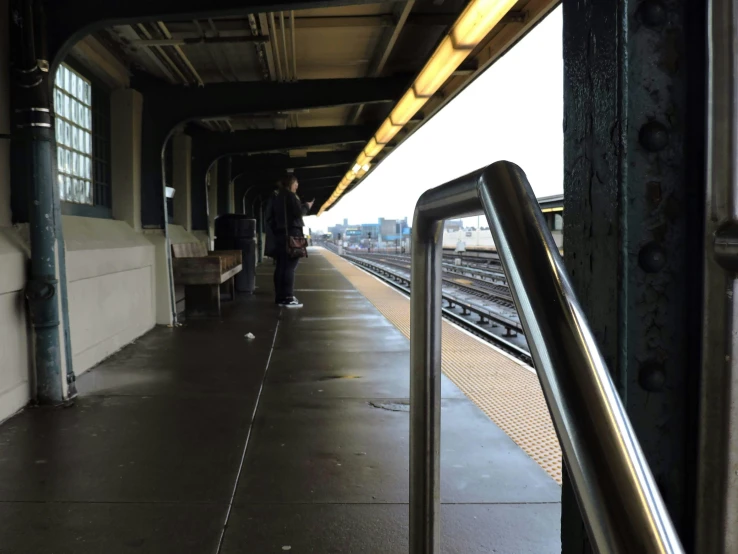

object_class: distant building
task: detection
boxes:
[330,216,412,245]
[444,219,464,232]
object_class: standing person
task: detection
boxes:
[267,174,314,308]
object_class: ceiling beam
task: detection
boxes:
[231,150,359,174]
[164,13,459,36]
[132,35,267,46]
[242,176,347,201]
[135,76,411,126]
[48,0,398,66]
[190,125,373,159]
[234,164,349,185]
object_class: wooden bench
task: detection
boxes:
[171,242,243,317]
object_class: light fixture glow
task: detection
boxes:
[364,138,384,157]
[375,119,401,144]
[319,0,516,215]
[356,151,371,167]
[451,0,517,49]
[389,89,428,126]
[413,36,469,97]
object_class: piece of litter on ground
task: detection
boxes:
[282,546,292,551]
[245,333,255,340]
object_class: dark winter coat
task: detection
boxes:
[264,190,310,257]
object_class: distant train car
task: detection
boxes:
[537,194,563,250]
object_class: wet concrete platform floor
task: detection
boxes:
[0,250,560,553]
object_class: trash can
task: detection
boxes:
[215,214,256,240]
[233,236,256,293]
[214,215,257,294]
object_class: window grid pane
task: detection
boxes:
[53,64,93,205]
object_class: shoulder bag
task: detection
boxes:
[283,194,308,259]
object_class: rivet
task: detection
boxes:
[639,121,669,152]
[639,1,667,27]
[639,361,666,392]
[638,241,667,272]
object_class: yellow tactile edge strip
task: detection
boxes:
[322,249,563,484]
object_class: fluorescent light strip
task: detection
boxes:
[317,0,517,216]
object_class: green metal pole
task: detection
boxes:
[10,0,70,404]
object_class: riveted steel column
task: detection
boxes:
[563,0,705,551]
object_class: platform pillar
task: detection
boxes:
[562,0,705,550]
[172,132,192,230]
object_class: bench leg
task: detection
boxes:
[185,285,221,318]
[219,278,236,301]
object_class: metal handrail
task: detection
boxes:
[409,161,684,553]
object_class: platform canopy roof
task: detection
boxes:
[57,0,557,211]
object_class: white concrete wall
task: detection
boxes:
[111,89,143,231]
[0,230,31,422]
[0,7,167,416]
[442,229,564,251]
[443,230,497,249]
[0,216,159,414]
[63,217,155,374]
[0,0,29,422]
[192,230,210,246]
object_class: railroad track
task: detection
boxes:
[317,244,531,364]
[360,254,515,309]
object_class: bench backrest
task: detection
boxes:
[172,242,208,259]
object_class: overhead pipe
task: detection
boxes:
[136,23,189,85]
[10,0,74,404]
[289,10,299,127]
[156,22,205,86]
[279,12,290,80]
[290,11,297,81]
[134,36,268,46]
[268,13,284,81]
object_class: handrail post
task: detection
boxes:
[409,216,444,554]
[409,161,684,554]
[409,177,481,554]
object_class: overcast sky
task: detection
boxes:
[305,6,563,233]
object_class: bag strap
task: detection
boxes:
[282,193,290,249]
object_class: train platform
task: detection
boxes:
[0,248,561,553]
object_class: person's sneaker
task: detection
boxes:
[279,298,303,308]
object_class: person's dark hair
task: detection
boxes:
[279,174,298,190]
